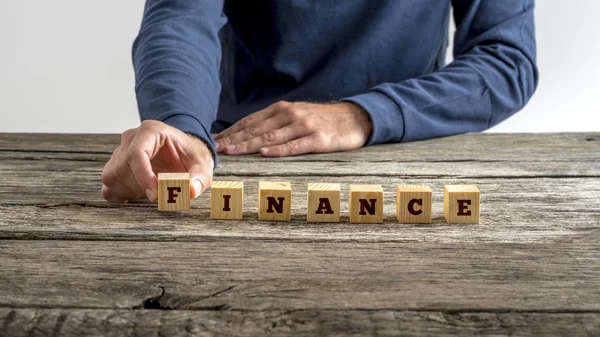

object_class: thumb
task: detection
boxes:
[188,159,213,198]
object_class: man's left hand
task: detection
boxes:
[214,101,373,157]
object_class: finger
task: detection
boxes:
[101,182,137,204]
[259,134,319,157]
[215,113,294,153]
[214,102,284,141]
[111,146,150,199]
[224,124,307,155]
[127,134,160,201]
[101,147,142,201]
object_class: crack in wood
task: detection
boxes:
[132,286,237,311]
[133,287,171,310]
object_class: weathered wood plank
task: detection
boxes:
[1,157,599,178]
[1,240,599,311]
[1,176,599,243]
[0,132,598,162]
[1,308,598,337]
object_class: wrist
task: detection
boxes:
[186,133,215,162]
[339,102,373,143]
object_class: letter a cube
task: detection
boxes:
[307,183,341,223]
[157,173,190,211]
[258,181,292,221]
[210,181,243,219]
[396,184,432,223]
[349,184,384,223]
[444,185,480,224]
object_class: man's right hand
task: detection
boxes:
[101,120,214,204]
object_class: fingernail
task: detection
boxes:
[145,189,156,202]
[260,148,269,155]
[226,145,236,153]
[193,179,203,198]
[215,142,222,151]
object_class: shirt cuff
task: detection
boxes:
[341,90,405,145]
[156,112,218,169]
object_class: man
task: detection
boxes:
[101,0,538,204]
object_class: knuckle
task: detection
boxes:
[101,169,113,185]
[139,120,160,132]
[261,131,277,143]
[314,131,330,143]
[238,119,250,129]
[140,120,157,128]
[101,187,112,200]
[297,118,313,130]
[286,105,303,120]
[121,129,135,142]
[287,141,300,152]
[247,124,260,136]
[275,100,290,109]
[220,136,231,146]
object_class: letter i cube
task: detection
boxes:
[396,184,432,223]
[349,184,384,223]
[210,181,243,219]
[444,185,480,224]
[157,173,191,211]
[258,181,292,221]
[307,183,341,223]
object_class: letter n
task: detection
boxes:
[266,197,285,213]
[358,199,377,215]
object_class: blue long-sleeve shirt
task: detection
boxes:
[133,0,538,164]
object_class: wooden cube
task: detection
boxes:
[349,184,384,223]
[157,173,190,211]
[258,181,292,221]
[307,183,341,223]
[396,184,432,224]
[444,185,480,224]
[210,181,243,220]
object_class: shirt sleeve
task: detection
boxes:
[132,0,226,166]
[342,0,539,145]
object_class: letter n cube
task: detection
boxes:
[307,183,340,223]
[258,181,292,221]
[349,184,384,223]
[210,181,243,219]
[157,173,190,211]
[396,184,432,223]
[444,185,480,224]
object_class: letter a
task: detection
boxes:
[316,198,334,214]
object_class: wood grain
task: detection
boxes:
[0,176,598,243]
[1,240,599,312]
[1,132,598,162]
[1,132,599,336]
[1,308,598,337]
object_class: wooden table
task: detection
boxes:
[1,133,599,336]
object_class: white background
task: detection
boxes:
[1,1,598,133]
